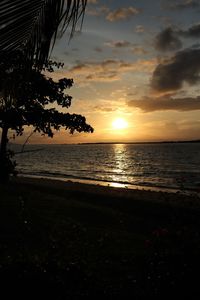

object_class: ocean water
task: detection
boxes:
[10,143,200,193]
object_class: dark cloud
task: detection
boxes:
[191,43,200,48]
[166,0,200,10]
[179,23,200,38]
[105,40,131,48]
[151,48,200,92]
[105,40,148,55]
[127,95,200,112]
[154,27,182,51]
[154,24,200,52]
[94,47,103,52]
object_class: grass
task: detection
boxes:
[0,178,200,298]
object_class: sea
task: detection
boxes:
[10,142,200,194]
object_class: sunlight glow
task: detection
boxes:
[112,118,128,130]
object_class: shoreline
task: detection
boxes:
[13,175,200,209]
[17,174,197,195]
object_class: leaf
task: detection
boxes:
[0,0,87,68]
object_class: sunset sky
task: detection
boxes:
[17,0,200,144]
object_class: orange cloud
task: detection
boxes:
[131,46,149,55]
[86,5,109,16]
[68,58,156,83]
[106,7,141,22]
[128,95,200,112]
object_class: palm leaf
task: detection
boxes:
[0,0,87,68]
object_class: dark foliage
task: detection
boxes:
[0,51,93,181]
[0,0,87,69]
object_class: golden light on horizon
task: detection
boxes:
[112,118,128,130]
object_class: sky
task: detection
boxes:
[18,0,200,143]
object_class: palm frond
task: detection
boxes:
[0,0,87,68]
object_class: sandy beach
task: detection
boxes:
[15,175,200,207]
[0,177,200,298]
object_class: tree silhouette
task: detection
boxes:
[0,52,93,182]
[0,1,91,182]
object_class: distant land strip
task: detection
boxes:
[78,140,200,145]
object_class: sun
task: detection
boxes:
[112,118,128,130]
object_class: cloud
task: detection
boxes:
[131,46,149,55]
[154,27,182,52]
[94,47,103,52]
[165,0,200,10]
[68,60,120,82]
[86,5,109,16]
[127,95,200,112]
[87,5,141,22]
[105,40,131,48]
[151,47,200,92]
[154,24,200,52]
[85,71,119,82]
[179,23,200,38]
[104,41,148,55]
[68,58,156,83]
[106,7,140,22]
[93,105,117,112]
[135,25,145,33]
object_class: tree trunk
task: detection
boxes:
[0,126,8,158]
[0,126,9,182]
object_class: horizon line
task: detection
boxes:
[11,139,200,146]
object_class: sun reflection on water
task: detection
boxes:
[111,144,128,183]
